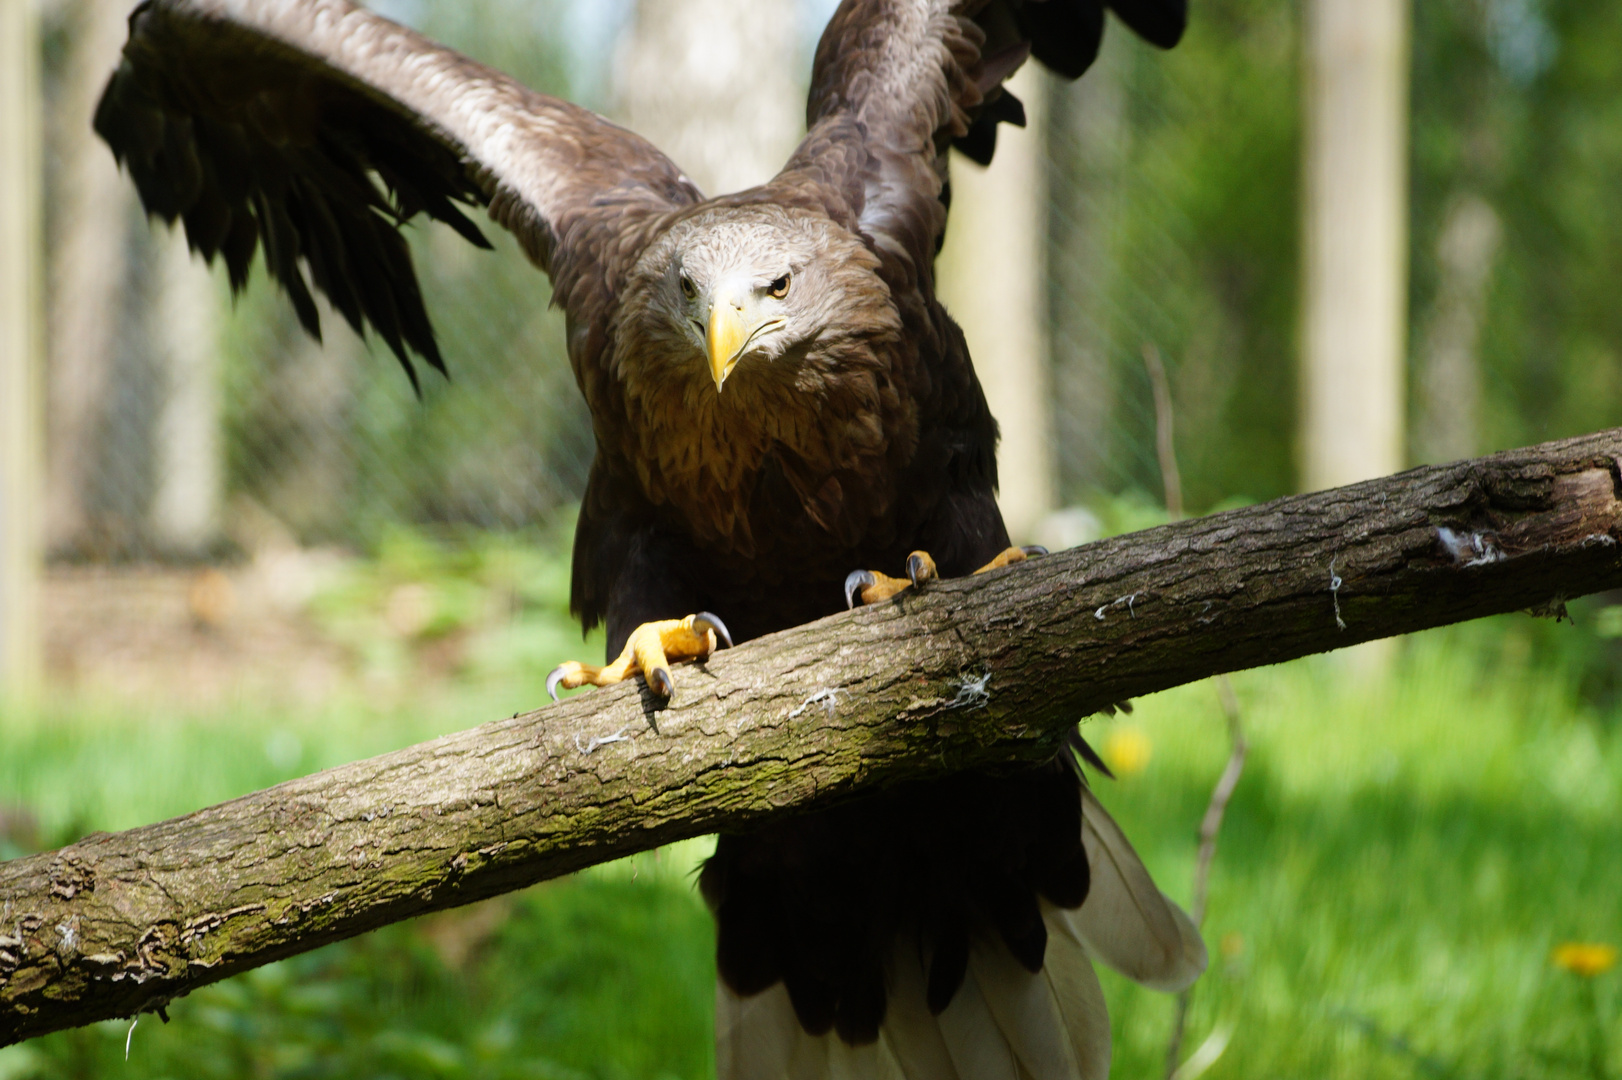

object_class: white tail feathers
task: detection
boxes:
[714,786,1206,1079]
[716,912,1115,1080]
[1063,786,1207,993]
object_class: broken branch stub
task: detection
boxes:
[4,428,1622,1044]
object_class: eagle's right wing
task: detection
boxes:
[96,0,703,386]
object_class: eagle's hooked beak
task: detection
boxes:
[706,292,753,394]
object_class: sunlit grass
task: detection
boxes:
[2,565,1619,1078]
[1100,619,1622,1080]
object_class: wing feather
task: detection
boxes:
[780,0,1186,284]
[96,0,701,383]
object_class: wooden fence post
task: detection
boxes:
[1301,0,1411,492]
[0,0,45,699]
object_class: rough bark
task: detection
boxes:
[5,429,1622,1045]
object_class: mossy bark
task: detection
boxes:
[4,429,1622,1045]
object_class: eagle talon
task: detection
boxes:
[973,545,1045,574]
[845,569,877,609]
[906,550,938,587]
[693,611,734,649]
[847,551,939,607]
[846,545,1039,613]
[546,664,570,702]
[545,613,729,701]
[844,566,914,607]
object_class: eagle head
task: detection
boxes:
[609,202,909,549]
[618,203,898,398]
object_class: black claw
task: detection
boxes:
[1021,545,1049,557]
[845,569,876,610]
[693,612,733,649]
[906,553,934,587]
[546,666,566,702]
[649,667,674,697]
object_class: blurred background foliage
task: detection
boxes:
[4,0,1622,1077]
[28,0,1622,550]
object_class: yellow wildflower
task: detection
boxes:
[1103,727,1152,777]
[1552,943,1618,978]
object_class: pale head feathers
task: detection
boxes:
[608,202,908,551]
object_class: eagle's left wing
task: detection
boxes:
[779,0,1185,288]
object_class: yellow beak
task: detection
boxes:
[706,302,750,393]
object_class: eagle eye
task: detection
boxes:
[680,275,697,300]
[767,273,791,299]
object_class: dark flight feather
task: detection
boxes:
[96,0,699,388]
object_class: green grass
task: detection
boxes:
[2,557,1620,1078]
[1100,618,1622,1080]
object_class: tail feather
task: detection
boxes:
[718,981,832,1080]
[719,981,919,1080]
[881,941,965,1079]
[935,958,1026,1080]
[1064,786,1208,992]
[826,1035,908,1080]
[713,779,1207,1078]
[969,927,1111,1080]
[1037,910,1114,1080]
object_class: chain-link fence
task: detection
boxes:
[41,0,602,565]
[36,0,1622,563]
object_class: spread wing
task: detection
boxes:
[781,0,1185,283]
[95,0,702,387]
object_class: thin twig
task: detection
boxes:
[1191,679,1247,929]
[1165,678,1247,1080]
[1143,343,1185,522]
[1146,342,1248,1080]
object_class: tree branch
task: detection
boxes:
[5,429,1622,1045]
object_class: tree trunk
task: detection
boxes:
[0,0,45,697]
[1301,0,1410,491]
[1415,194,1500,465]
[148,230,222,556]
[938,65,1057,545]
[613,0,801,198]
[1046,46,1126,507]
[44,0,134,555]
[5,429,1622,1045]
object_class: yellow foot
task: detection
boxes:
[843,546,1046,609]
[972,545,1046,573]
[547,612,732,700]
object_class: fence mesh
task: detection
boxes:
[36,0,1618,567]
